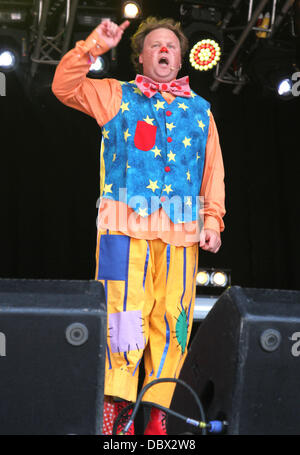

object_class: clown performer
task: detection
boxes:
[52,17,225,435]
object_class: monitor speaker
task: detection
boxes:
[167,286,300,435]
[0,279,106,435]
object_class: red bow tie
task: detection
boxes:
[135,75,192,98]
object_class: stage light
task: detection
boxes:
[88,55,109,77]
[0,49,18,71]
[211,271,228,287]
[189,39,221,72]
[0,9,27,24]
[196,270,210,286]
[277,78,293,96]
[90,56,104,73]
[247,42,298,100]
[183,18,223,74]
[196,268,231,289]
[270,68,298,100]
[123,1,141,19]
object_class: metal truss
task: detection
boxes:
[210,0,296,92]
[29,0,79,76]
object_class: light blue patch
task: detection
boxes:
[109,310,145,354]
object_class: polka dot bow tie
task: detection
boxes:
[135,75,192,98]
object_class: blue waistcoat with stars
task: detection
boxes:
[100,81,210,224]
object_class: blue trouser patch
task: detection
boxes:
[97,234,130,281]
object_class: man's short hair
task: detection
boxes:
[131,16,189,73]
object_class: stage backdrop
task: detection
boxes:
[0,3,299,292]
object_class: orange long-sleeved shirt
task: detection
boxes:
[52,29,225,246]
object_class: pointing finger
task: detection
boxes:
[119,20,130,31]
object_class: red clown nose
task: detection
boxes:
[159,47,169,53]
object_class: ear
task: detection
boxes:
[139,54,143,64]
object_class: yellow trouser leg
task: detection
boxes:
[142,240,199,408]
[95,230,155,402]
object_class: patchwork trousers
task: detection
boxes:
[95,229,199,408]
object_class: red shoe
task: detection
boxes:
[144,407,167,435]
[102,400,135,435]
[102,401,116,435]
[114,400,135,435]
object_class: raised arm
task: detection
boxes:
[51,20,130,126]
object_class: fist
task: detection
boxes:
[96,19,130,49]
[199,229,221,253]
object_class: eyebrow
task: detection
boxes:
[152,41,177,45]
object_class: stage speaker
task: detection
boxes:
[0,279,106,435]
[167,286,300,435]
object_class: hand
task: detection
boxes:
[199,229,221,253]
[96,19,130,49]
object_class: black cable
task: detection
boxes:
[112,377,207,435]
[112,402,135,436]
[112,400,205,436]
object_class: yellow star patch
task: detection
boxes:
[102,128,109,140]
[185,197,192,207]
[144,115,155,125]
[126,161,131,169]
[198,120,205,131]
[191,92,197,98]
[167,151,176,162]
[103,183,113,195]
[197,153,200,160]
[124,129,131,142]
[166,122,176,132]
[151,146,162,158]
[146,179,159,193]
[163,184,173,195]
[119,81,127,86]
[133,87,143,96]
[138,207,148,217]
[206,108,211,116]
[120,101,130,113]
[112,153,116,162]
[186,170,191,181]
[178,102,188,111]
[182,137,192,148]
[154,99,165,111]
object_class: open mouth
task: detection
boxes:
[158,56,169,66]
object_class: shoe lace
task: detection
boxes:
[113,403,134,435]
[160,411,167,433]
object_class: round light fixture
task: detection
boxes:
[88,56,109,76]
[211,271,228,287]
[89,56,105,73]
[0,49,17,71]
[277,78,293,96]
[196,270,210,286]
[189,39,221,71]
[123,2,141,19]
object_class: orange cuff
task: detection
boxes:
[204,216,221,234]
[82,29,110,57]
